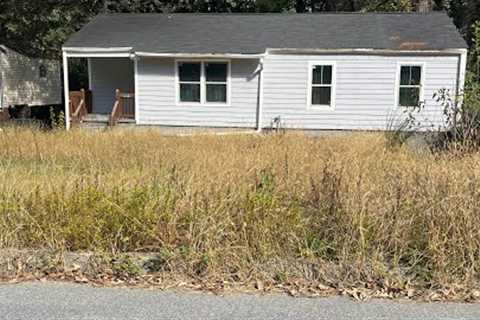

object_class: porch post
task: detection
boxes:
[87,58,93,91]
[133,55,139,125]
[256,58,264,132]
[62,51,71,130]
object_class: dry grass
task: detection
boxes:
[0,127,480,292]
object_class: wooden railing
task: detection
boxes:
[69,89,91,123]
[109,89,135,126]
[0,109,10,122]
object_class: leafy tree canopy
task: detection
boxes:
[0,0,478,59]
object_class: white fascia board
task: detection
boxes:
[266,48,468,55]
[135,52,265,59]
[65,52,132,58]
[62,47,133,52]
[63,47,133,58]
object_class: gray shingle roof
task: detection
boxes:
[64,13,467,54]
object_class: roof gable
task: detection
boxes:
[64,13,467,54]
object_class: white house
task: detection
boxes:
[0,45,62,111]
[62,12,467,131]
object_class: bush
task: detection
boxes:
[433,73,480,149]
[387,21,480,151]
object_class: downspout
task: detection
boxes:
[256,58,264,133]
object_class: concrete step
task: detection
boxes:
[83,114,109,122]
[82,114,135,124]
[76,121,108,131]
[73,113,136,130]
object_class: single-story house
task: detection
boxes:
[1,45,61,114]
[62,12,467,131]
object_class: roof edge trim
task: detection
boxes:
[62,47,133,52]
[267,48,468,55]
[135,52,265,59]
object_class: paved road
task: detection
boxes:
[1,282,480,320]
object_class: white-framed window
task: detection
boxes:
[176,60,230,105]
[396,63,424,107]
[308,62,336,109]
[178,62,201,103]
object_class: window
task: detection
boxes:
[39,64,47,79]
[398,65,423,107]
[177,61,229,105]
[205,63,227,103]
[309,63,335,108]
[178,62,201,102]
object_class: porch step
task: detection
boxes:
[84,114,109,122]
[75,114,136,130]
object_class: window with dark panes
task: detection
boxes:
[178,62,201,102]
[311,65,333,106]
[398,66,422,107]
[177,61,229,104]
[205,62,227,103]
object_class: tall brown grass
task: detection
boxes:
[0,127,480,288]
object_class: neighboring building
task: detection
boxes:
[0,45,62,112]
[62,12,467,131]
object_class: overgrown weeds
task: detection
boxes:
[1,128,480,295]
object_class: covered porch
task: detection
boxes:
[63,50,137,128]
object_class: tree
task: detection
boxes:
[470,21,480,79]
[256,0,293,12]
[0,0,102,58]
[0,0,478,60]
[360,0,413,12]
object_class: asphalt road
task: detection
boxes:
[1,282,480,320]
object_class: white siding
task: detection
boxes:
[137,58,259,127]
[0,46,61,109]
[261,54,461,130]
[88,53,462,131]
[89,58,134,114]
